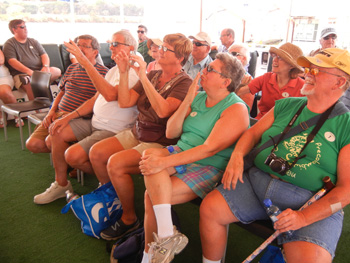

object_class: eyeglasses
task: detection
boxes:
[323,35,337,40]
[231,51,243,57]
[304,67,345,78]
[220,34,229,38]
[109,42,130,48]
[158,45,175,53]
[271,53,283,61]
[16,25,26,29]
[206,65,228,78]
[193,41,208,47]
[77,44,92,49]
[137,30,145,34]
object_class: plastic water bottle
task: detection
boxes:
[65,190,80,203]
[167,146,187,174]
[263,198,292,236]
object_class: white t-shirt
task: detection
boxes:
[92,65,139,133]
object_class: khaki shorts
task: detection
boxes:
[115,128,163,155]
[30,111,67,141]
[13,74,28,90]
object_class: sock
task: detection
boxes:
[153,204,174,238]
[141,251,149,263]
[202,256,221,263]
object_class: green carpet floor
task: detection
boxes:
[0,120,349,263]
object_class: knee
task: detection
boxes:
[89,144,107,165]
[45,136,52,151]
[106,154,123,178]
[65,146,86,167]
[200,194,217,221]
[26,136,46,153]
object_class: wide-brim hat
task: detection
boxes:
[269,42,303,72]
[297,48,350,76]
[147,38,163,49]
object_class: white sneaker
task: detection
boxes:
[34,181,73,204]
[149,226,188,263]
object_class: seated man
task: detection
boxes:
[183,32,212,88]
[3,19,61,103]
[228,43,255,109]
[26,34,108,153]
[200,48,350,263]
[309,28,337,56]
[33,30,139,204]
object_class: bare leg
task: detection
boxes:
[65,143,94,174]
[51,126,77,186]
[200,189,238,261]
[283,241,332,263]
[26,135,50,153]
[0,84,17,118]
[21,83,34,101]
[107,149,142,225]
[48,67,61,83]
[89,137,124,184]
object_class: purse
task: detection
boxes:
[61,182,123,239]
[133,120,165,142]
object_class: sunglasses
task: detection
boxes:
[206,65,228,78]
[271,53,283,61]
[231,51,243,57]
[304,67,345,78]
[109,42,130,47]
[158,45,175,53]
[77,44,92,49]
[193,41,208,47]
[323,36,337,40]
[137,30,145,34]
[16,25,26,29]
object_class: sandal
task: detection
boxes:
[15,118,24,128]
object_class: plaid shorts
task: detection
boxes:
[167,145,223,199]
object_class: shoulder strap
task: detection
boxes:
[252,101,349,156]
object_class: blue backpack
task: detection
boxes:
[61,182,123,239]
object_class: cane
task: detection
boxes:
[242,176,335,263]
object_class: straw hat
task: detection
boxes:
[269,43,303,72]
[147,38,163,49]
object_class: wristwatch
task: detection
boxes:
[43,64,49,68]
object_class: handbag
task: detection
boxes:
[61,182,123,239]
[134,120,165,142]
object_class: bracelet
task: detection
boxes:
[75,110,81,117]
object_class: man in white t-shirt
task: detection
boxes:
[33,30,140,205]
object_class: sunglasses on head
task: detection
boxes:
[109,42,130,47]
[323,35,337,40]
[304,67,345,78]
[137,30,145,34]
[193,41,208,47]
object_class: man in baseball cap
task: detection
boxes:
[309,27,337,56]
[183,32,212,88]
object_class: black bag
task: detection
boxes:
[134,120,165,142]
[109,208,181,263]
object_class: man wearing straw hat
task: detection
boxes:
[200,48,350,263]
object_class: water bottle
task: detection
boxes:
[263,198,292,236]
[167,146,187,174]
[66,190,80,203]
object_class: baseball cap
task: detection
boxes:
[147,38,163,49]
[189,32,212,47]
[320,28,337,39]
[297,48,350,76]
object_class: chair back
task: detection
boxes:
[31,71,53,101]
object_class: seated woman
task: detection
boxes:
[89,33,193,240]
[146,38,162,72]
[237,42,304,119]
[139,53,249,263]
[0,49,19,128]
[200,48,350,263]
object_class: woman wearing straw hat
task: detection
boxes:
[237,42,305,119]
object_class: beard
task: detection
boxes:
[301,85,315,95]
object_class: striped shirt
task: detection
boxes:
[58,63,108,112]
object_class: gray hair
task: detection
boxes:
[229,43,250,66]
[113,30,138,51]
[216,52,245,92]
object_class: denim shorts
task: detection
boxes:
[216,166,343,258]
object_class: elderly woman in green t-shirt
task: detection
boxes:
[138,53,250,263]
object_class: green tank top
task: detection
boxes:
[254,97,350,191]
[177,91,249,170]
